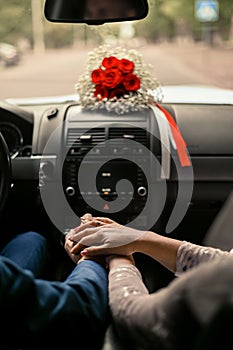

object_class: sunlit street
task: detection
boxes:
[0,42,232,99]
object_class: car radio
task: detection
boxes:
[61,106,155,227]
[62,126,150,226]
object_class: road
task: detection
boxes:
[0,42,232,99]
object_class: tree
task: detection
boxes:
[0,0,32,45]
[135,0,233,43]
[0,0,232,48]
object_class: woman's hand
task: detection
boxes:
[64,232,106,267]
[68,216,147,257]
[64,213,108,266]
[66,213,182,273]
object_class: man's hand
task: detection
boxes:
[63,213,93,264]
[64,234,85,264]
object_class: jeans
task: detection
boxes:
[0,231,50,277]
[0,231,109,349]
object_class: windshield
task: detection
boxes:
[0,0,232,100]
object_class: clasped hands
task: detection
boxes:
[64,213,145,266]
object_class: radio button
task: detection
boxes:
[66,186,75,196]
[101,172,111,177]
[137,186,147,197]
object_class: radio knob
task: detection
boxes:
[66,186,75,196]
[137,186,147,197]
[40,161,54,178]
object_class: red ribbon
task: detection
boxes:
[156,103,191,167]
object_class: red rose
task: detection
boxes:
[94,85,109,99]
[102,56,119,69]
[102,68,123,88]
[119,59,134,74]
[109,86,127,99]
[91,68,104,84]
[123,73,140,91]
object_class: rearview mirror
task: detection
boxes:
[44,0,148,25]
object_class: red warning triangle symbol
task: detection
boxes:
[103,204,110,210]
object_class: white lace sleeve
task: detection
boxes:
[108,264,168,349]
[175,241,232,276]
[109,265,148,308]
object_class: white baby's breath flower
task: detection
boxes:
[75,45,163,115]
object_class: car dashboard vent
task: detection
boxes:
[108,127,149,147]
[66,127,106,147]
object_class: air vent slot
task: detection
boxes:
[108,127,149,147]
[66,128,106,147]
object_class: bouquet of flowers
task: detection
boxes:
[75,45,163,114]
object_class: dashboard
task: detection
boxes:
[0,88,233,252]
[0,103,33,158]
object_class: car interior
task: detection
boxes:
[0,0,233,348]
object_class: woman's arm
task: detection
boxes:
[108,253,233,350]
[107,254,183,350]
[69,222,182,273]
[68,216,232,274]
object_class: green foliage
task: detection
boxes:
[136,0,233,42]
[0,0,32,44]
[218,0,233,39]
[0,0,232,48]
[135,0,175,41]
[44,22,73,48]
